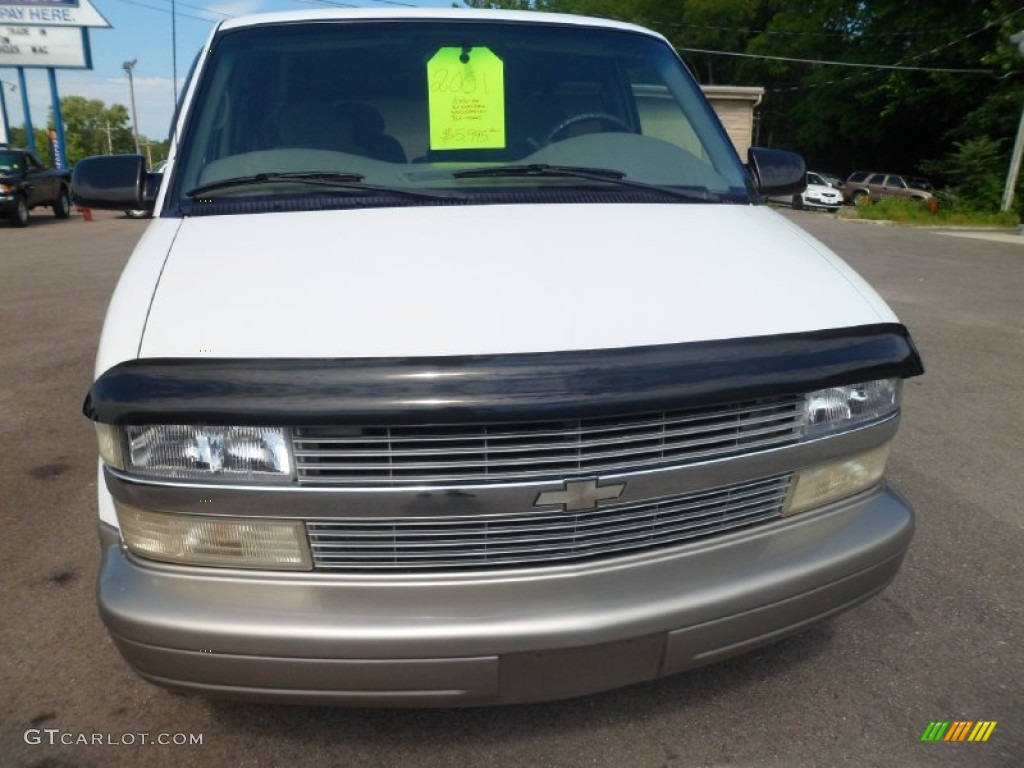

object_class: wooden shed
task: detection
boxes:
[701,85,764,157]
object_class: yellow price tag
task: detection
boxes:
[427,46,505,151]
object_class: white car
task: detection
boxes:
[72,8,922,706]
[778,171,843,211]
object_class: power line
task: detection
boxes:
[579,5,1024,87]
[676,47,1009,76]
[261,0,437,9]
[755,6,1024,94]
[106,0,222,24]
[667,4,1024,96]
[285,0,360,8]
[630,6,1024,40]
[164,0,232,17]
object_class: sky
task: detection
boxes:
[0,0,472,142]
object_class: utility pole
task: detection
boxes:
[123,59,141,155]
[104,120,113,154]
[1001,32,1024,212]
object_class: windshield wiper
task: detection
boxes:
[187,171,364,197]
[185,171,464,201]
[453,164,625,181]
[451,164,719,202]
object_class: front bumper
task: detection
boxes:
[98,483,913,706]
[804,196,842,209]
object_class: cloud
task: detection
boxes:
[2,69,181,141]
[55,71,184,140]
[202,0,265,17]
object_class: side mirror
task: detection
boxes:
[72,154,161,211]
[747,147,806,197]
[142,168,163,207]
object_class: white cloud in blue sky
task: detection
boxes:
[1,0,469,141]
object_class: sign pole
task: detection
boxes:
[0,82,11,144]
[16,67,35,153]
[47,67,66,168]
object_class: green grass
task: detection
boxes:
[851,196,1019,227]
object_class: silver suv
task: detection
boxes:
[843,171,934,205]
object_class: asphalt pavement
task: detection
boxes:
[1,207,1021,768]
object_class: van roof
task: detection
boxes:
[218,7,661,40]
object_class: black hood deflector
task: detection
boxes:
[84,323,924,426]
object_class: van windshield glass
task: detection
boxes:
[173,20,751,208]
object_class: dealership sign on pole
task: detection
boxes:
[0,0,110,28]
[0,0,108,162]
[0,25,92,68]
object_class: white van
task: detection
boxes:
[73,8,923,706]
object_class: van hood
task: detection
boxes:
[138,204,895,359]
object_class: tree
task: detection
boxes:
[55,96,136,165]
[9,96,167,167]
[921,137,1006,212]
[464,0,1024,211]
[5,126,48,156]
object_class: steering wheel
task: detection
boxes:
[543,112,633,145]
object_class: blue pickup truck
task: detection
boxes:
[0,147,72,227]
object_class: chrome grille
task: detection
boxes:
[307,474,791,571]
[294,397,803,487]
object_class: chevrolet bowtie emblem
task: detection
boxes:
[534,479,626,512]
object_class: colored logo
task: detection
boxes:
[921,721,997,742]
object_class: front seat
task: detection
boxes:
[343,102,407,163]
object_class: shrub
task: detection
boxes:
[920,137,1004,213]
[853,196,1018,227]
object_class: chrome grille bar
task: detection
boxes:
[310,481,782,539]
[293,412,796,458]
[295,404,798,446]
[295,397,802,487]
[307,474,791,571]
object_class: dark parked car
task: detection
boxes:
[0,147,72,226]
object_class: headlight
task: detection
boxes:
[97,424,293,483]
[116,503,311,569]
[783,443,891,516]
[803,379,900,438]
[95,423,125,469]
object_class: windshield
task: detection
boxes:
[171,19,751,213]
[0,151,24,173]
